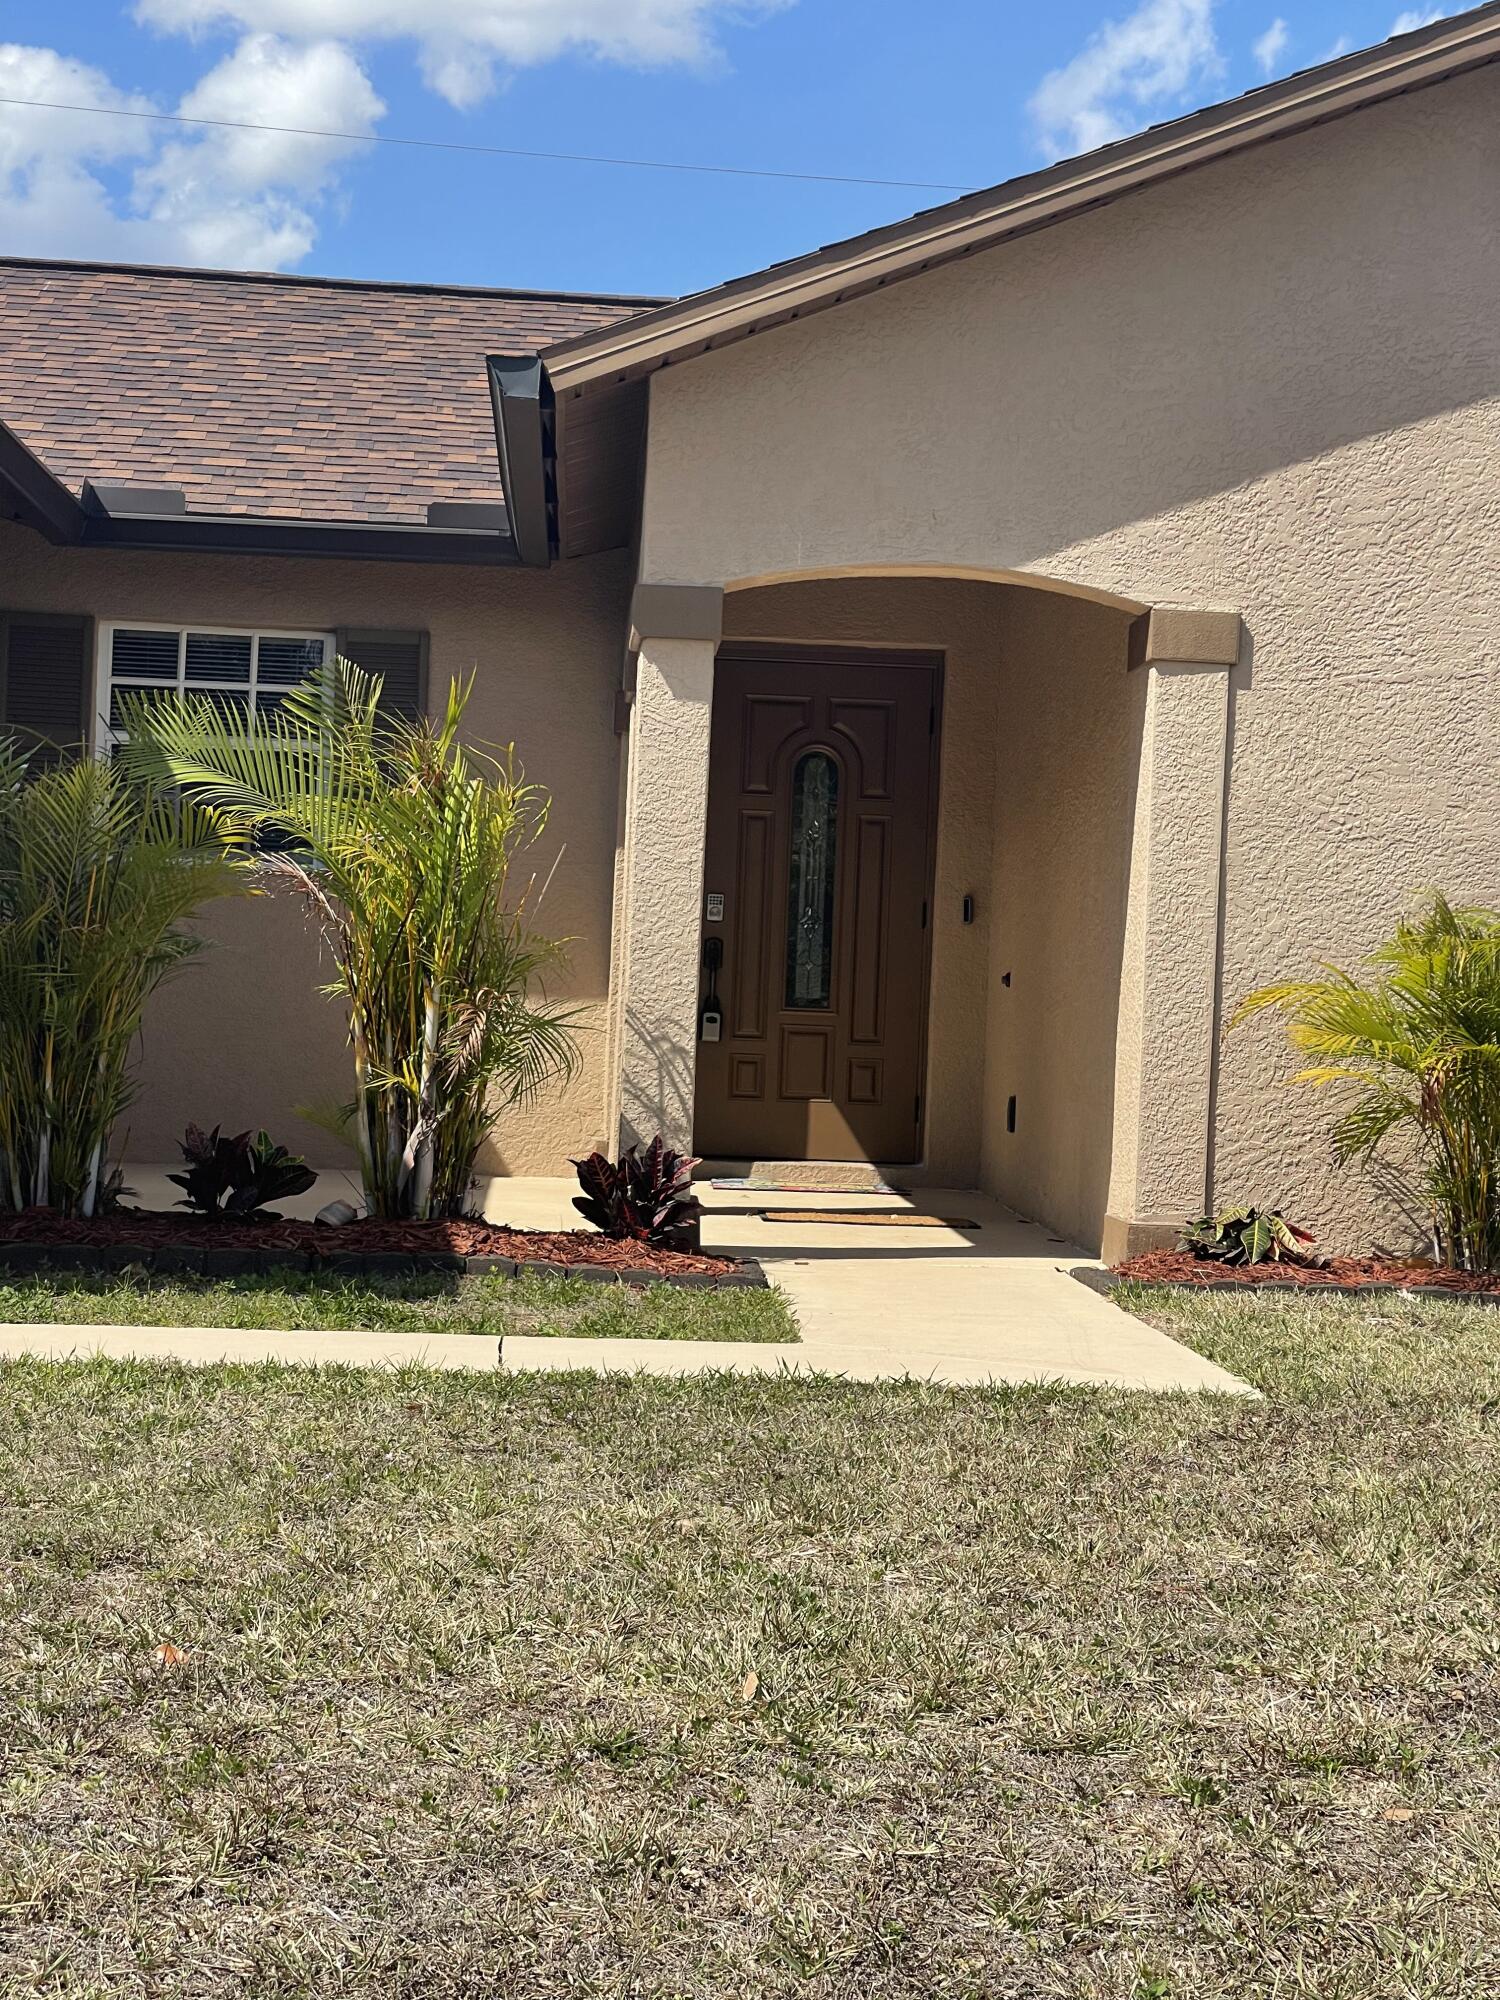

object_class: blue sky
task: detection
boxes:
[0,0,1452,295]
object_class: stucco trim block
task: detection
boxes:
[1099,1214,1185,1265]
[629,584,725,649]
[1130,607,1244,669]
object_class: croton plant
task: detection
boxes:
[1179,1204,1321,1267]
[570,1136,703,1250]
[170,1124,318,1221]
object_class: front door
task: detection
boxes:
[694,646,939,1162]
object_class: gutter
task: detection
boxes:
[78,492,519,566]
[0,438,522,566]
[541,3,1500,393]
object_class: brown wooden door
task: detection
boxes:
[694,647,938,1162]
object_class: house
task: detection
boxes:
[2,6,1498,1257]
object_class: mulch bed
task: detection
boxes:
[1105,1247,1500,1298]
[0,1210,765,1291]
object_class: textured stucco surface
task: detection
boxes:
[638,67,1500,1250]
[613,636,716,1150]
[0,526,630,1173]
[978,589,1143,1248]
[1105,660,1232,1236]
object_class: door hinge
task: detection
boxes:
[914,1092,922,1124]
[928,705,936,735]
[920,898,928,929]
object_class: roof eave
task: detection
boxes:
[541,3,1500,394]
[0,420,88,543]
[0,374,559,567]
[0,444,521,564]
[77,510,521,565]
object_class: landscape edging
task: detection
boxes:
[0,1240,769,1292]
[1070,1264,1500,1306]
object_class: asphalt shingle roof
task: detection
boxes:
[0,258,658,526]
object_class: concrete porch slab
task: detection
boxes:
[0,1174,1251,1394]
[691,1183,1250,1392]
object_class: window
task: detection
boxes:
[785,750,839,1010]
[96,622,334,751]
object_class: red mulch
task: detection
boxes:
[0,1209,738,1277]
[1115,1247,1500,1294]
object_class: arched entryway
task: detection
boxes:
[611,568,1240,1256]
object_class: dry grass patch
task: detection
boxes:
[1,1290,1498,1995]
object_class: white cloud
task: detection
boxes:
[1029,0,1225,160]
[132,0,779,107]
[1391,7,1445,32]
[1253,16,1289,75]
[4,1,777,267]
[135,35,382,264]
[0,36,383,268]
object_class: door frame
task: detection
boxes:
[701,638,946,1163]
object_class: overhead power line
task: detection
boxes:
[0,93,972,194]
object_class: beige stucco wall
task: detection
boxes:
[979,590,1143,1248]
[613,634,717,1151]
[639,67,1500,1250]
[0,524,630,1174]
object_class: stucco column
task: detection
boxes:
[1102,607,1242,1265]
[608,584,724,1153]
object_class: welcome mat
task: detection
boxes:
[711,1178,906,1195]
[760,1209,979,1230]
[710,1164,908,1194]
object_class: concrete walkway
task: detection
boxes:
[694,1184,1249,1391]
[0,1173,1250,1394]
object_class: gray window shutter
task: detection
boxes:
[334,627,429,726]
[0,612,92,767]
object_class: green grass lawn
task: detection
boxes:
[1120,1276,1500,1399]
[2,1289,1499,1996]
[0,1266,797,1343]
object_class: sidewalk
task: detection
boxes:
[0,1175,1251,1393]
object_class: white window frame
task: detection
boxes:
[94,620,336,754]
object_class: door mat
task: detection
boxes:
[708,1160,907,1194]
[760,1209,979,1229]
[712,1177,906,1195]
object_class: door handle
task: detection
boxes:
[700,935,724,1042]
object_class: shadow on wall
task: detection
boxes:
[132,890,353,1163]
[646,71,1500,594]
[619,1000,697,1155]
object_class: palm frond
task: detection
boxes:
[0,743,249,1215]
[126,658,579,1219]
[1233,893,1500,1269]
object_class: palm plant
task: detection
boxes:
[125,661,578,1220]
[0,742,241,1217]
[1234,894,1500,1270]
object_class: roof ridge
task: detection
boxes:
[0,252,670,310]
